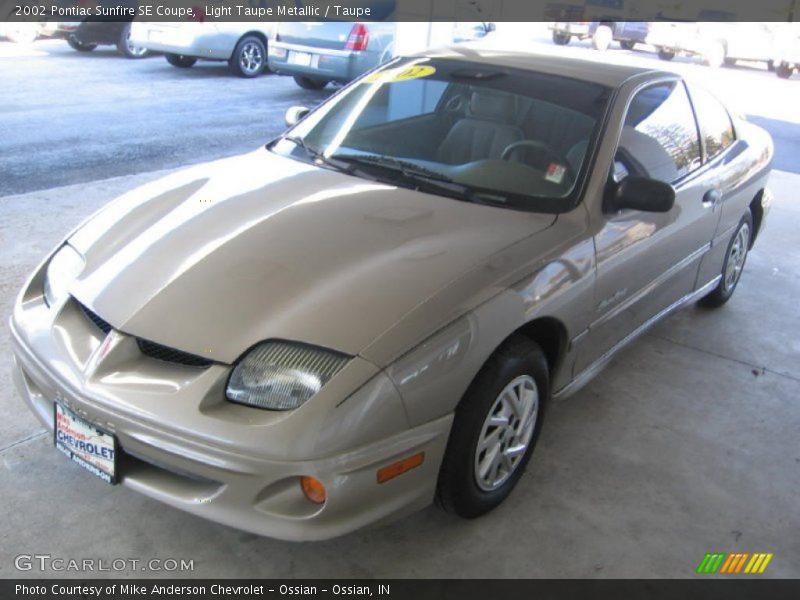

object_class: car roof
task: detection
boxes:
[416,46,675,88]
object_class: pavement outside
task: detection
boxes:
[0,168,797,578]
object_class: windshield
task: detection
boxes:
[271,57,611,213]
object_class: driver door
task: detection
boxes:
[579,80,722,370]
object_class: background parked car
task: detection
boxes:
[268,22,396,90]
[0,21,60,44]
[54,19,150,59]
[130,22,276,77]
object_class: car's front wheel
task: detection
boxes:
[67,35,97,52]
[620,40,636,50]
[700,213,753,308]
[552,31,570,45]
[436,335,549,518]
[293,76,329,90]
[165,53,197,68]
[117,23,150,59]
[229,35,267,78]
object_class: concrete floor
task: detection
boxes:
[0,169,797,578]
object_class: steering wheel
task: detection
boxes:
[501,140,564,165]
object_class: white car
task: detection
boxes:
[130,22,275,77]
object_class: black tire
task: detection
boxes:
[67,35,97,52]
[620,40,636,50]
[724,57,737,67]
[293,76,329,90]
[436,335,549,518]
[699,213,753,308]
[776,63,794,79]
[658,48,675,61]
[165,53,197,68]
[229,35,267,78]
[552,31,570,46]
[117,23,150,59]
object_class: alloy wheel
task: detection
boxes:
[474,375,539,492]
[239,42,264,75]
[724,223,750,292]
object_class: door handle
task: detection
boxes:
[702,189,721,208]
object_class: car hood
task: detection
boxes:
[69,149,556,365]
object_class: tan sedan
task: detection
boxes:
[10,48,773,540]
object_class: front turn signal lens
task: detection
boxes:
[377,452,425,484]
[300,476,327,505]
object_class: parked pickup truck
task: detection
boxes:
[648,22,780,69]
[549,21,649,51]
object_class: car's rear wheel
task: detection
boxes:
[229,35,267,78]
[620,40,636,50]
[117,23,149,59]
[436,335,549,518]
[293,76,329,90]
[657,48,676,61]
[552,31,570,45]
[700,213,753,308]
[776,62,794,79]
[592,25,613,51]
[165,53,197,68]
[67,35,97,52]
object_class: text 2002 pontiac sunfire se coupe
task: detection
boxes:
[11,49,773,540]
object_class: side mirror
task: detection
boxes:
[610,176,675,213]
[285,106,310,128]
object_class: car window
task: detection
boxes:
[274,57,612,213]
[615,82,701,184]
[688,85,735,161]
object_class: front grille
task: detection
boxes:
[136,338,213,368]
[78,301,113,334]
[77,299,212,368]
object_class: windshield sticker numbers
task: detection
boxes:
[364,65,437,84]
[545,163,566,184]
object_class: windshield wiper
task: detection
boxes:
[333,153,512,206]
[277,136,361,176]
[334,153,454,183]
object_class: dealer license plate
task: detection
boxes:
[288,51,313,67]
[54,402,117,484]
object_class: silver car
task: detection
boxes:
[130,22,275,77]
[268,22,396,89]
[11,49,773,541]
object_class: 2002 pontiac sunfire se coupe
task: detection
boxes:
[11,48,772,540]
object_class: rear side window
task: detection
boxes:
[616,81,701,184]
[688,85,735,161]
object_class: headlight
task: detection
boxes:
[43,244,85,308]
[226,341,350,411]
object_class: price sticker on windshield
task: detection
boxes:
[364,65,437,84]
[545,163,567,184]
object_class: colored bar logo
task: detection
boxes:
[697,553,773,574]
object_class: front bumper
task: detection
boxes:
[9,264,451,541]
[268,41,371,83]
